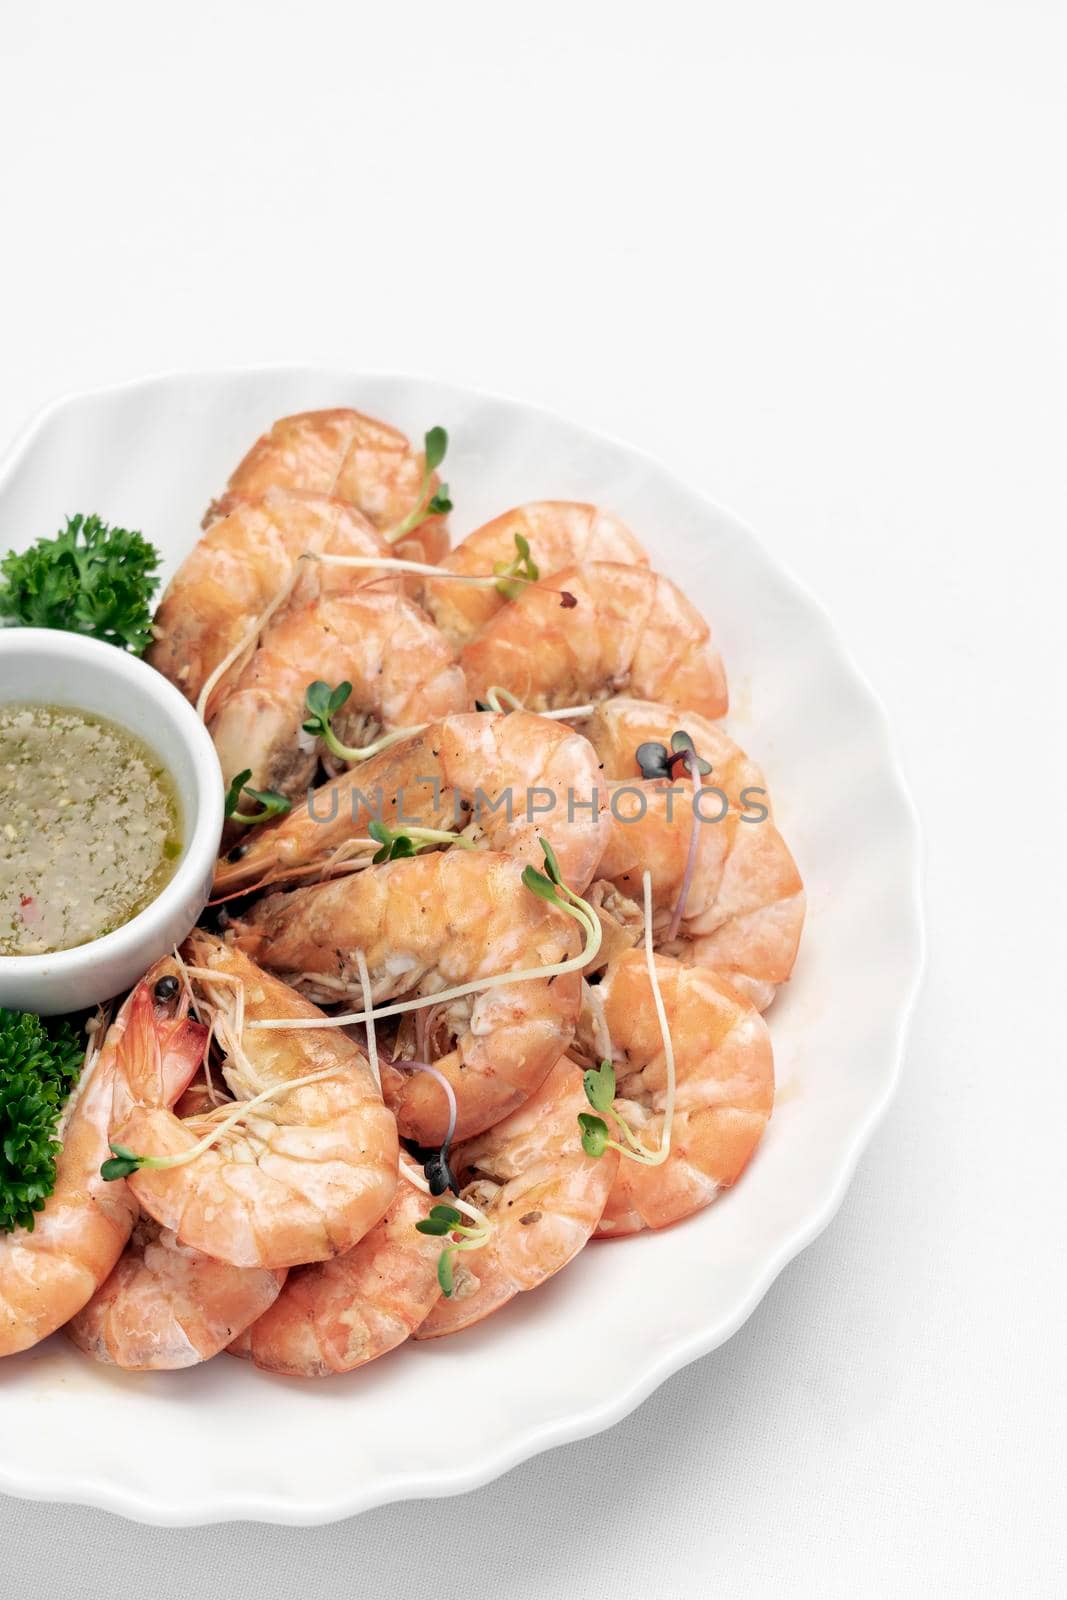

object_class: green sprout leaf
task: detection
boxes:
[100,1142,143,1182]
[636,740,671,780]
[578,1112,610,1159]
[302,679,352,738]
[389,428,452,541]
[224,769,253,817]
[521,865,558,902]
[415,1216,453,1237]
[539,837,563,886]
[493,531,541,599]
[241,786,291,821]
[368,820,418,864]
[669,730,713,777]
[224,769,292,826]
[583,1059,616,1115]
[437,1248,456,1296]
[304,681,329,720]
[424,426,448,474]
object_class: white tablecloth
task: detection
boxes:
[1,4,1064,1595]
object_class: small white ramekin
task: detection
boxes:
[0,628,223,1014]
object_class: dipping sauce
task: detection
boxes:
[0,703,181,957]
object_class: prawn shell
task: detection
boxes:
[579,696,768,802]
[232,1177,442,1377]
[0,960,206,1358]
[424,502,648,647]
[228,852,582,1146]
[415,1058,618,1338]
[149,488,392,709]
[590,952,774,1237]
[461,563,729,719]
[599,786,805,1009]
[66,1217,285,1371]
[211,710,610,900]
[208,588,467,807]
[114,939,399,1271]
[215,407,450,565]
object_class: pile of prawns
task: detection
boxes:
[0,407,804,1377]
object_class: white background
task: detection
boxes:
[0,3,1064,1596]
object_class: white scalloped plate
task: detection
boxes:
[0,370,924,1525]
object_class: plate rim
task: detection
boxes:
[0,366,926,1525]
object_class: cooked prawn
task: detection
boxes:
[0,961,205,1358]
[598,781,804,1009]
[111,934,399,1270]
[578,950,774,1236]
[148,489,391,708]
[228,851,582,1146]
[210,407,450,565]
[230,1174,442,1376]
[580,696,768,802]
[415,1057,619,1338]
[66,1213,284,1371]
[208,589,467,807]
[214,710,609,899]
[461,563,728,719]
[424,503,648,647]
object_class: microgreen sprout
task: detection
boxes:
[577,870,677,1167]
[493,532,539,600]
[387,427,453,543]
[635,730,714,782]
[306,551,578,609]
[368,820,417,863]
[666,741,704,940]
[478,685,596,721]
[633,731,710,939]
[302,680,425,765]
[398,1152,493,1298]
[415,1200,494,1296]
[99,1143,142,1182]
[223,769,292,826]
[246,836,602,1033]
[367,819,474,863]
[577,1058,654,1159]
[99,1066,342,1182]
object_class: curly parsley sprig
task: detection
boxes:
[0,1009,86,1234]
[0,514,161,654]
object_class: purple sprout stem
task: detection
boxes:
[383,1054,458,1150]
[666,748,702,942]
